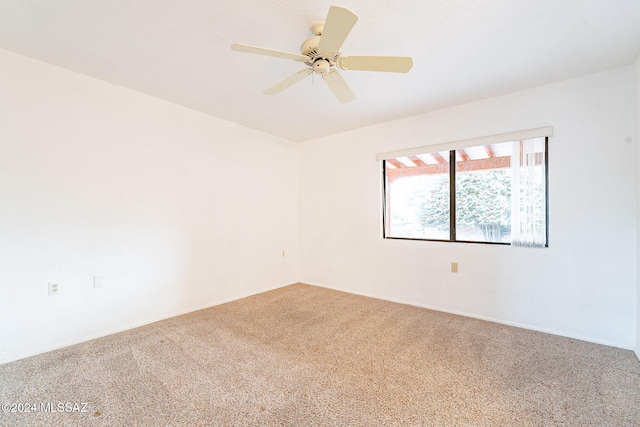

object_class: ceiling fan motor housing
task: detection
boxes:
[300,22,340,71]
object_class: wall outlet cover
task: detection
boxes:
[48,283,59,295]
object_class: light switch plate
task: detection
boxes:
[93,275,103,288]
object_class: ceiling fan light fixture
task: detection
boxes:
[313,59,331,75]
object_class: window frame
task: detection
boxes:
[382,137,549,247]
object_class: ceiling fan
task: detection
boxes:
[231,6,413,103]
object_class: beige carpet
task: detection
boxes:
[1,283,639,426]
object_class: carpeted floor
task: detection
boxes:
[1,283,639,426]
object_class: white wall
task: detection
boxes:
[0,48,299,364]
[1,47,636,364]
[300,66,637,349]
[636,53,640,361]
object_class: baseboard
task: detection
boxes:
[302,281,634,351]
[0,282,296,365]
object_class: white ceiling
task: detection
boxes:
[1,1,639,142]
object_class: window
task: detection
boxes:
[381,129,549,247]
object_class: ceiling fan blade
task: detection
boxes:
[318,6,358,56]
[323,69,356,103]
[338,56,414,73]
[231,43,309,62]
[264,69,313,95]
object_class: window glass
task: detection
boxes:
[386,170,449,240]
[383,137,547,247]
[455,141,512,243]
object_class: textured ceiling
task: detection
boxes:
[1,0,639,142]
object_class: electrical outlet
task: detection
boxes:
[48,283,59,295]
[282,251,285,257]
[93,275,103,288]
[451,262,459,273]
